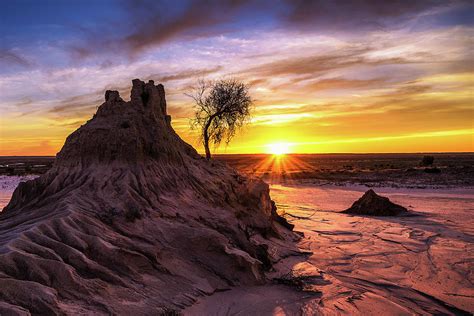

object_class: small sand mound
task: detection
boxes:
[343,189,408,216]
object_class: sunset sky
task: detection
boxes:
[0,0,473,155]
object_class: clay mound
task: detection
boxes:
[0,79,297,315]
[343,189,408,216]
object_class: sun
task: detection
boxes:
[266,143,291,156]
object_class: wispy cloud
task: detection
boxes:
[69,0,468,60]
[296,128,474,146]
[0,48,32,68]
[280,0,449,30]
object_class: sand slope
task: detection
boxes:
[0,80,297,314]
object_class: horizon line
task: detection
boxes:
[1,151,473,158]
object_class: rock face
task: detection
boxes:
[343,189,408,216]
[0,79,297,315]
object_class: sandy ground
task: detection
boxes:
[186,184,474,315]
[1,177,473,314]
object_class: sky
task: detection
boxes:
[0,0,473,155]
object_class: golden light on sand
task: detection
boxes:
[266,143,291,155]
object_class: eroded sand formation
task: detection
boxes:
[343,189,408,216]
[0,79,298,315]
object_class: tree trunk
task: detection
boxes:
[204,133,211,160]
[203,119,212,160]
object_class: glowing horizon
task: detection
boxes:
[1,1,473,156]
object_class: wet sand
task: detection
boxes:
[186,184,474,314]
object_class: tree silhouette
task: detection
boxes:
[188,79,252,160]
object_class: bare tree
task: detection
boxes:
[188,79,252,160]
